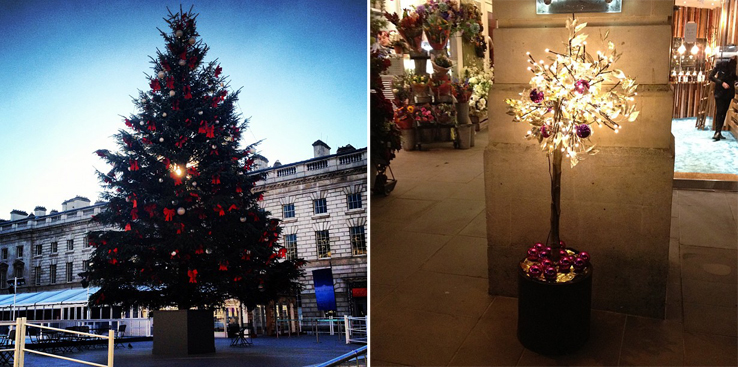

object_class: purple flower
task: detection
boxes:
[574,79,590,94]
[576,124,591,138]
[529,89,544,103]
[416,5,426,14]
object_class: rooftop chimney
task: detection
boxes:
[312,140,331,158]
[34,206,47,217]
[252,154,269,170]
[10,210,28,221]
[62,196,91,211]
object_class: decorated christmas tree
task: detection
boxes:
[506,17,639,274]
[88,7,303,312]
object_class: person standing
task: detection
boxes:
[709,56,737,141]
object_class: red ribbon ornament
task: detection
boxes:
[188,269,198,283]
[214,205,225,216]
[166,76,174,89]
[163,208,175,221]
[215,65,222,78]
[129,159,139,171]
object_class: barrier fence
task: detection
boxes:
[1,317,115,367]
[343,316,367,345]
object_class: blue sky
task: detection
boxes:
[0,0,367,218]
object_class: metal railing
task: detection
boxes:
[343,316,366,345]
[6,317,115,367]
[313,345,367,367]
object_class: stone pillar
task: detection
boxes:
[485,0,675,318]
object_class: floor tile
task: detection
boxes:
[458,210,487,238]
[516,310,626,366]
[683,301,738,337]
[379,269,493,318]
[422,235,488,278]
[619,316,684,366]
[396,180,466,201]
[678,198,737,249]
[404,199,485,236]
[448,175,485,201]
[683,331,738,366]
[370,307,479,367]
[448,297,525,366]
[680,245,737,284]
[370,282,397,307]
[665,299,683,323]
[371,231,451,285]
[682,278,737,308]
[370,197,436,223]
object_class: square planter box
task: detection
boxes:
[153,309,215,355]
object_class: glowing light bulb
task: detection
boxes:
[690,44,699,55]
[175,167,182,176]
[545,48,549,53]
[705,45,712,55]
[677,44,686,55]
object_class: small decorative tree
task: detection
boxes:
[88,6,303,324]
[505,17,639,279]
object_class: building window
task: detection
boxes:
[50,264,57,284]
[34,244,43,256]
[34,266,41,285]
[0,269,6,289]
[85,236,92,248]
[313,198,327,215]
[16,246,23,258]
[284,234,297,260]
[316,230,331,259]
[83,260,90,272]
[350,226,367,255]
[13,265,23,279]
[347,193,362,210]
[66,262,73,283]
[51,242,58,253]
[66,239,74,251]
[283,203,295,219]
[1,248,7,260]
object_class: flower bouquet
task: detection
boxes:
[430,76,453,102]
[424,12,452,51]
[411,105,435,125]
[432,103,456,125]
[385,9,424,54]
[394,105,414,130]
[462,62,493,118]
[408,72,431,102]
[391,75,413,107]
[431,54,453,76]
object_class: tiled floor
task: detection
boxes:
[370,128,738,366]
[673,117,738,175]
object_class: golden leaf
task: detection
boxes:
[628,111,640,122]
[575,22,587,33]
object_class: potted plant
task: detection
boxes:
[453,79,473,125]
[504,17,639,355]
[394,105,416,151]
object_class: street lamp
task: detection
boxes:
[7,277,26,320]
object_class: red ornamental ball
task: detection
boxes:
[539,250,550,259]
[534,242,545,251]
[573,257,586,273]
[543,266,558,281]
[540,125,551,138]
[527,248,540,261]
[576,124,592,139]
[541,259,553,269]
[528,264,543,277]
[558,248,568,258]
[558,257,572,273]
[559,240,566,248]
[530,88,544,103]
[574,79,590,94]
[579,251,590,264]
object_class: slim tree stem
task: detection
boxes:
[550,145,562,262]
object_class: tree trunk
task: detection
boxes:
[549,146,562,262]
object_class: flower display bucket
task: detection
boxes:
[457,124,472,149]
[400,129,417,151]
[517,261,592,355]
[456,102,470,125]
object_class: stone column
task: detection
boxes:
[485,0,675,318]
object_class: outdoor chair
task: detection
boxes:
[229,325,253,347]
[115,325,126,349]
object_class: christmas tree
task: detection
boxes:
[88,7,303,311]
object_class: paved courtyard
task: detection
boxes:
[17,335,359,367]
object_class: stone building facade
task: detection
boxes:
[253,142,368,319]
[0,197,105,295]
[0,143,367,323]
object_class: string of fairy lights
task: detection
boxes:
[505,18,640,167]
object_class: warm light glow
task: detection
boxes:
[677,44,686,55]
[705,45,712,55]
[690,44,699,55]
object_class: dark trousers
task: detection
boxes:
[714,98,731,133]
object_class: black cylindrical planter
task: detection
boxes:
[517,262,592,355]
